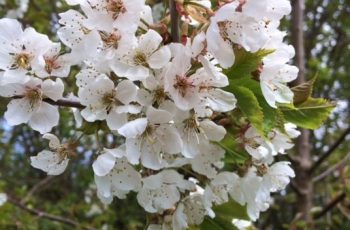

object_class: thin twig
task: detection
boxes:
[7,196,96,230]
[12,96,85,109]
[45,98,85,109]
[21,176,55,204]
[314,192,346,219]
[311,126,350,173]
[312,152,350,183]
[170,0,180,42]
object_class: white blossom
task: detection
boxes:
[111,29,171,81]
[191,142,225,178]
[30,134,71,175]
[32,42,72,78]
[261,161,295,193]
[0,0,302,226]
[1,78,64,134]
[119,107,183,170]
[137,170,195,213]
[78,75,140,130]
[206,2,269,68]
[93,145,141,204]
[0,18,53,85]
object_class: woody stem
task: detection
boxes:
[170,0,180,42]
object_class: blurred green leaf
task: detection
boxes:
[281,98,335,129]
[231,85,264,136]
[200,199,249,230]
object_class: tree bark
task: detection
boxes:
[291,0,314,227]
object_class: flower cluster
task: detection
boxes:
[0,0,300,228]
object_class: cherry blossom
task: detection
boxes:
[0,0,305,227]
[1,78,64,133]
[30,134,72,175]
[0,18,52,84]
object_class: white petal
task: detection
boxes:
[125,138,142,165]
[111,158,141,191]
[261,82,278,108]
[1,70,30,85]
[42,78,64,101]
[111,60,149,81]
[93,152,116,177]
[191,32,206,57]
[0,83,26,97]
[106,110,128,131]
[42,134,61,149]
[141,147,164,170]
[116,80,138,104]
[200,120,226,142]
[115,104,142,114]
[30,150,69,175]
[138,29,162,55]
[206,23,235,68]
[146,106,173,124]
[105,146,126,158]
[29,102,59,134]
[94,175,112,199]
[0,18,23,43]
[156,125,183,154]
[4,98,33,125]
[206,89,237,112]
[136,88,153,106]
[118,118,148,138]
[148,46,171,69]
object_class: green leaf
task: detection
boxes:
[281,98,335,129]
[224,48,275,79]
[77,121,109,135]
[229,78,284,135]
[201,217,239,230]
[200,199,249,230]
[230,85,265,136]
[292,76,317,105]
[217,140,249,164]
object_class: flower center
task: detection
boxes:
[13,53,31,70]
[107,0,127,19]
[256,164,268,176]
[99,31,121,49]
[45,57,61,74]
[153,87,167,106]
[26,88,42,108]
[173,75,195,97]
[102,90,118,113]
[133,51,148,66]
[184,116,201,134]
[57,144,76,163]
[142,125,156,144]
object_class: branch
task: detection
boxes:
[7,196,96,230]
[311,126,350,173]
[21,176,55,204]
[12,96,85,109]
[44,98,85,109]
[314,192,346,219]
[312,152,350,183]
[170,0,180,42]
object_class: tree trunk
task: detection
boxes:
[291,0,314,227]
